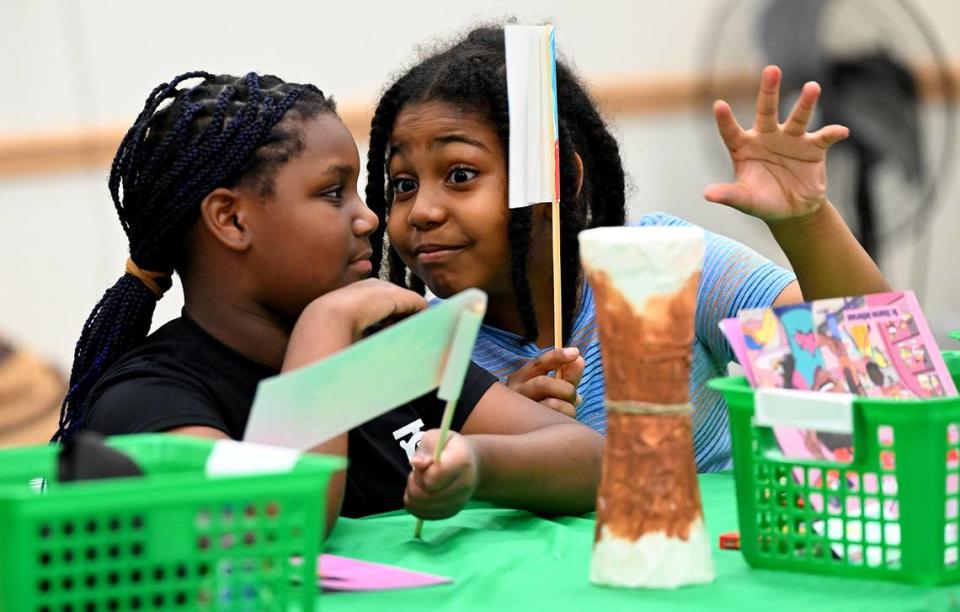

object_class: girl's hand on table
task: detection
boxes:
[404,430,478,520]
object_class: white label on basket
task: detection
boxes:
[754,388,854,434]
[205,440,302,477]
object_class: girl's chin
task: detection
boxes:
[423,279,463,299]
[422,272,499,299]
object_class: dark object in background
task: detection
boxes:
[698,0,958,300]
[57,430,143,482]
[760,0,924,259]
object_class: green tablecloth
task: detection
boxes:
[322,473,957,611]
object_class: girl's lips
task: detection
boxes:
[349,259,373,274]
[348,250,373,274]
[415,246,465,264]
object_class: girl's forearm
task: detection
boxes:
[768,201,891,301]
[468,423,602,515]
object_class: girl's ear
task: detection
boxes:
[574,152,585,197]
[199,187,253,252]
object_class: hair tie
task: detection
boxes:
[124,258,172,299]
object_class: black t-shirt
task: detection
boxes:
[84,315,497,517]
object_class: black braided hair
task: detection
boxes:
[366,26,626,344]
[54,72,335,442]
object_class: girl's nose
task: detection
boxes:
[353,198,379,236]
[408,189,447,230]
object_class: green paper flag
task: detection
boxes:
[244,289,487,450]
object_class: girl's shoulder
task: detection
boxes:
[629,213,738,258]
[428,295,527,349]
[630,211,696,228]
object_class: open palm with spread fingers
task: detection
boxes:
[704,65,850,222]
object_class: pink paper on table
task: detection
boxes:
[318,554,452,592]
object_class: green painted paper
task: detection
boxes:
[244,289,487,449]
[438,309,485,402]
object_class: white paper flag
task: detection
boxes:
[505,24,560,209]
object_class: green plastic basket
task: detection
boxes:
[0,435,344,611]
[709,350,960,586]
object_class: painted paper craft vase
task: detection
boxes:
[580,226,715,589]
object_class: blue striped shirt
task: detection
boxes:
[460,212,795,472]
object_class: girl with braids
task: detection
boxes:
[59,71,602,531]
[366,26,891,472]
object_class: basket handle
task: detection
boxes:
[754,388,854,434]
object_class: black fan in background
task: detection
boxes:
[697,0,958,301]
[831,53,925,259]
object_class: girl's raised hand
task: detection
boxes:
[284,279,427,371]
[307,278,427,340]
[704,65,850,223]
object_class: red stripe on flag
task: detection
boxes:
[554,140,560,201]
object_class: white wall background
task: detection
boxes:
[2,0,959,371]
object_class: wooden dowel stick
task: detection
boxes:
[413,397,457,538]
[552,199,563,378]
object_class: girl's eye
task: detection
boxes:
[392,177,418,194]
[319,186,343,200]
[448,167,477,184]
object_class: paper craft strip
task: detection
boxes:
[244,289,488,449]
[318,554,452,592]
[414,307,484,538]
[205,440,302,476]
[505,24,559,209]
[437,308,485,402]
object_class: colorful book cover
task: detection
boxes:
[725,290,956,400]
[723,291,955,464]
[720,291,956,565]
[810,293,955,398]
